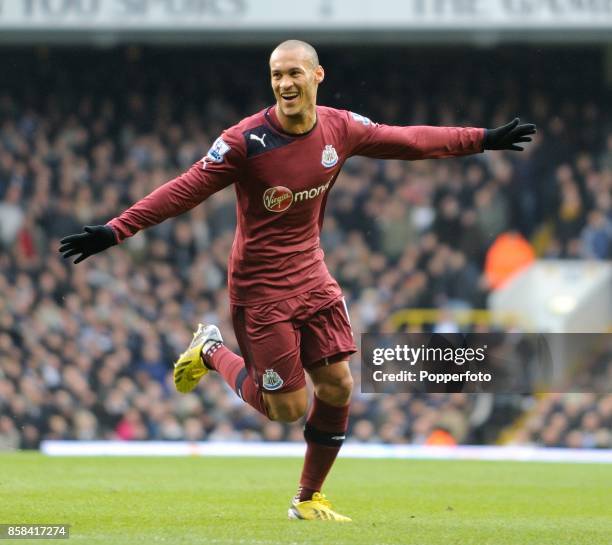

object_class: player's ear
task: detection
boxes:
[315,65,325,84]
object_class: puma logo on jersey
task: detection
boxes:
[249,133,267,147]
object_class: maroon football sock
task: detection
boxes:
[205,345,267,417]
[297,395,350,502]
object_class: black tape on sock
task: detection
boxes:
[234,367,248,400]
[303,423,346,448]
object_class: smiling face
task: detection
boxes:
[269,42,324,133]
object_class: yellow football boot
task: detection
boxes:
[288,492,352,522]
[173,323,222,393]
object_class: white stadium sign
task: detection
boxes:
[0,0,611,41]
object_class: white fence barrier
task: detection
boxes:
[40,441,612,463]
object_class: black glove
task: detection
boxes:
[59,225,117,264]
[484,118,536,151]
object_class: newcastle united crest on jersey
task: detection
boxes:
[262,369,284,391]
[321,144,339,168]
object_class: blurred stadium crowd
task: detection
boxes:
[0,46,611,450]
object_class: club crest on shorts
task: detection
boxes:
[262,369,284,391]
[321,145,338,168]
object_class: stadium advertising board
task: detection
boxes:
[1,0,612,30]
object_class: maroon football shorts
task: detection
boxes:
[230,284,357,394]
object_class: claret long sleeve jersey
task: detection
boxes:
[108,106,485,306]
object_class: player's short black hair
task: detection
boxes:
[271,40,319,68]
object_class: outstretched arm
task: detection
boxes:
[344,111,536,160]
[59,133,244,263]
[105,155,237,242]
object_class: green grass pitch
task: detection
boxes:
[1,453,611,544]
